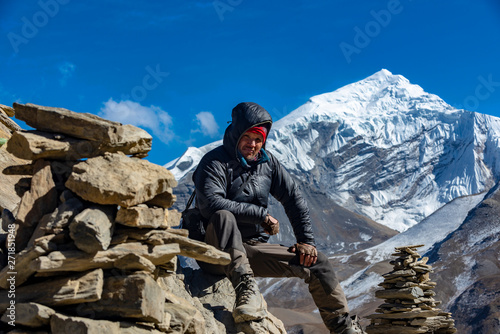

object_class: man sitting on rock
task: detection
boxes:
[192,102,366,334]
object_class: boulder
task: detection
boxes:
[14,159,58,251]
[0,235,56,288]
[65,153,177,207]
[146,189,176,208]
[69,206,115,253]
[6,130,100,161]
[0,302,55,327]
[13,103,152,156]
[0,104,15,117]
[0,111,21,134]
[114,253,156,273]
[115,228,231,265]
[31,242,180,273]
[0,269,104,311]
[51,313,120,334]
[165,209,182,228]
[116,205,167,229]
[0,148,32,209]
[74,272,165,323]
[27,196,85,248]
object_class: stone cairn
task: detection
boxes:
[366,245,457,334]
[0,103,286,334]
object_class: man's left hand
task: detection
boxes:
[261,214,279,235]
[289,243,317,267]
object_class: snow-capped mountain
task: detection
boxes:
[168,69,500,332]
[167,69,500,233]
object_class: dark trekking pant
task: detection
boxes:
[199,210,351,331]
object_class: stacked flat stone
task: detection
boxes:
[0,103,236,333]
[366,245,457,334]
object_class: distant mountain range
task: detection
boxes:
[166,70,500,333]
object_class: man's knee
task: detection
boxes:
[213,209,235,220]
[310,251,340,295]
[316,251,329,265]
[210,210,237,229]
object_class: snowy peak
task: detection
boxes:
[276,69,452,131]
[165,140,222,181]
[167,69,500,232]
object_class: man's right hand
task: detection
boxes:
[261,214,279,235]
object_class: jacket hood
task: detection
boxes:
[223,102,272,158]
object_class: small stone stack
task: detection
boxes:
[0,103,240,333]
[366,245,457,334]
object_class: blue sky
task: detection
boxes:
[1,0,500,166]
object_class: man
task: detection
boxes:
[192,102,366,334]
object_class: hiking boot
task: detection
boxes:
[232,274,267,323]
[338,315,366,334]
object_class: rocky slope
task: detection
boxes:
[426,182,500,334]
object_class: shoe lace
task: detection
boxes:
[234,275,257,306]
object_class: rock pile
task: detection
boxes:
[0,103,286,334]
[0,104,28,214]
[366,245,457,334]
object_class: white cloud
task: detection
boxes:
[58,61,75,86]
[100,99,174,143]
[195,111,219,138]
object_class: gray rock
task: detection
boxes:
[0,104,15,117]
[31,242,180,273]
[0,302,55,327]
[116,205,167,229]
[75,272,165,323]
[0,269,103,311]
[0,234,56,288]
[115,228,231,265]
[69,206,115,253]
[50,313,120,334]
[6,129,155,161]
[65,153,177,207]
[114,253,156,273]
[13,103,152,156]
[0,147,30,214]
[28,196,85,248]
[14,159,58,252]
[0,110,21,132]
[146,189,176,209]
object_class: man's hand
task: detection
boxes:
[261,214,279,235]
[289,243,317,267]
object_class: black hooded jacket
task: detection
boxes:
[193,102,315,246]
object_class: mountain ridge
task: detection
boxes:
[168,69,500,233]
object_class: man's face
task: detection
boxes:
[238,131,264,160]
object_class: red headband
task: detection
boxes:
[246,126,267,143]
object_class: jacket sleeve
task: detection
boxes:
[194,156,267,224]
[269,155,316,247]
